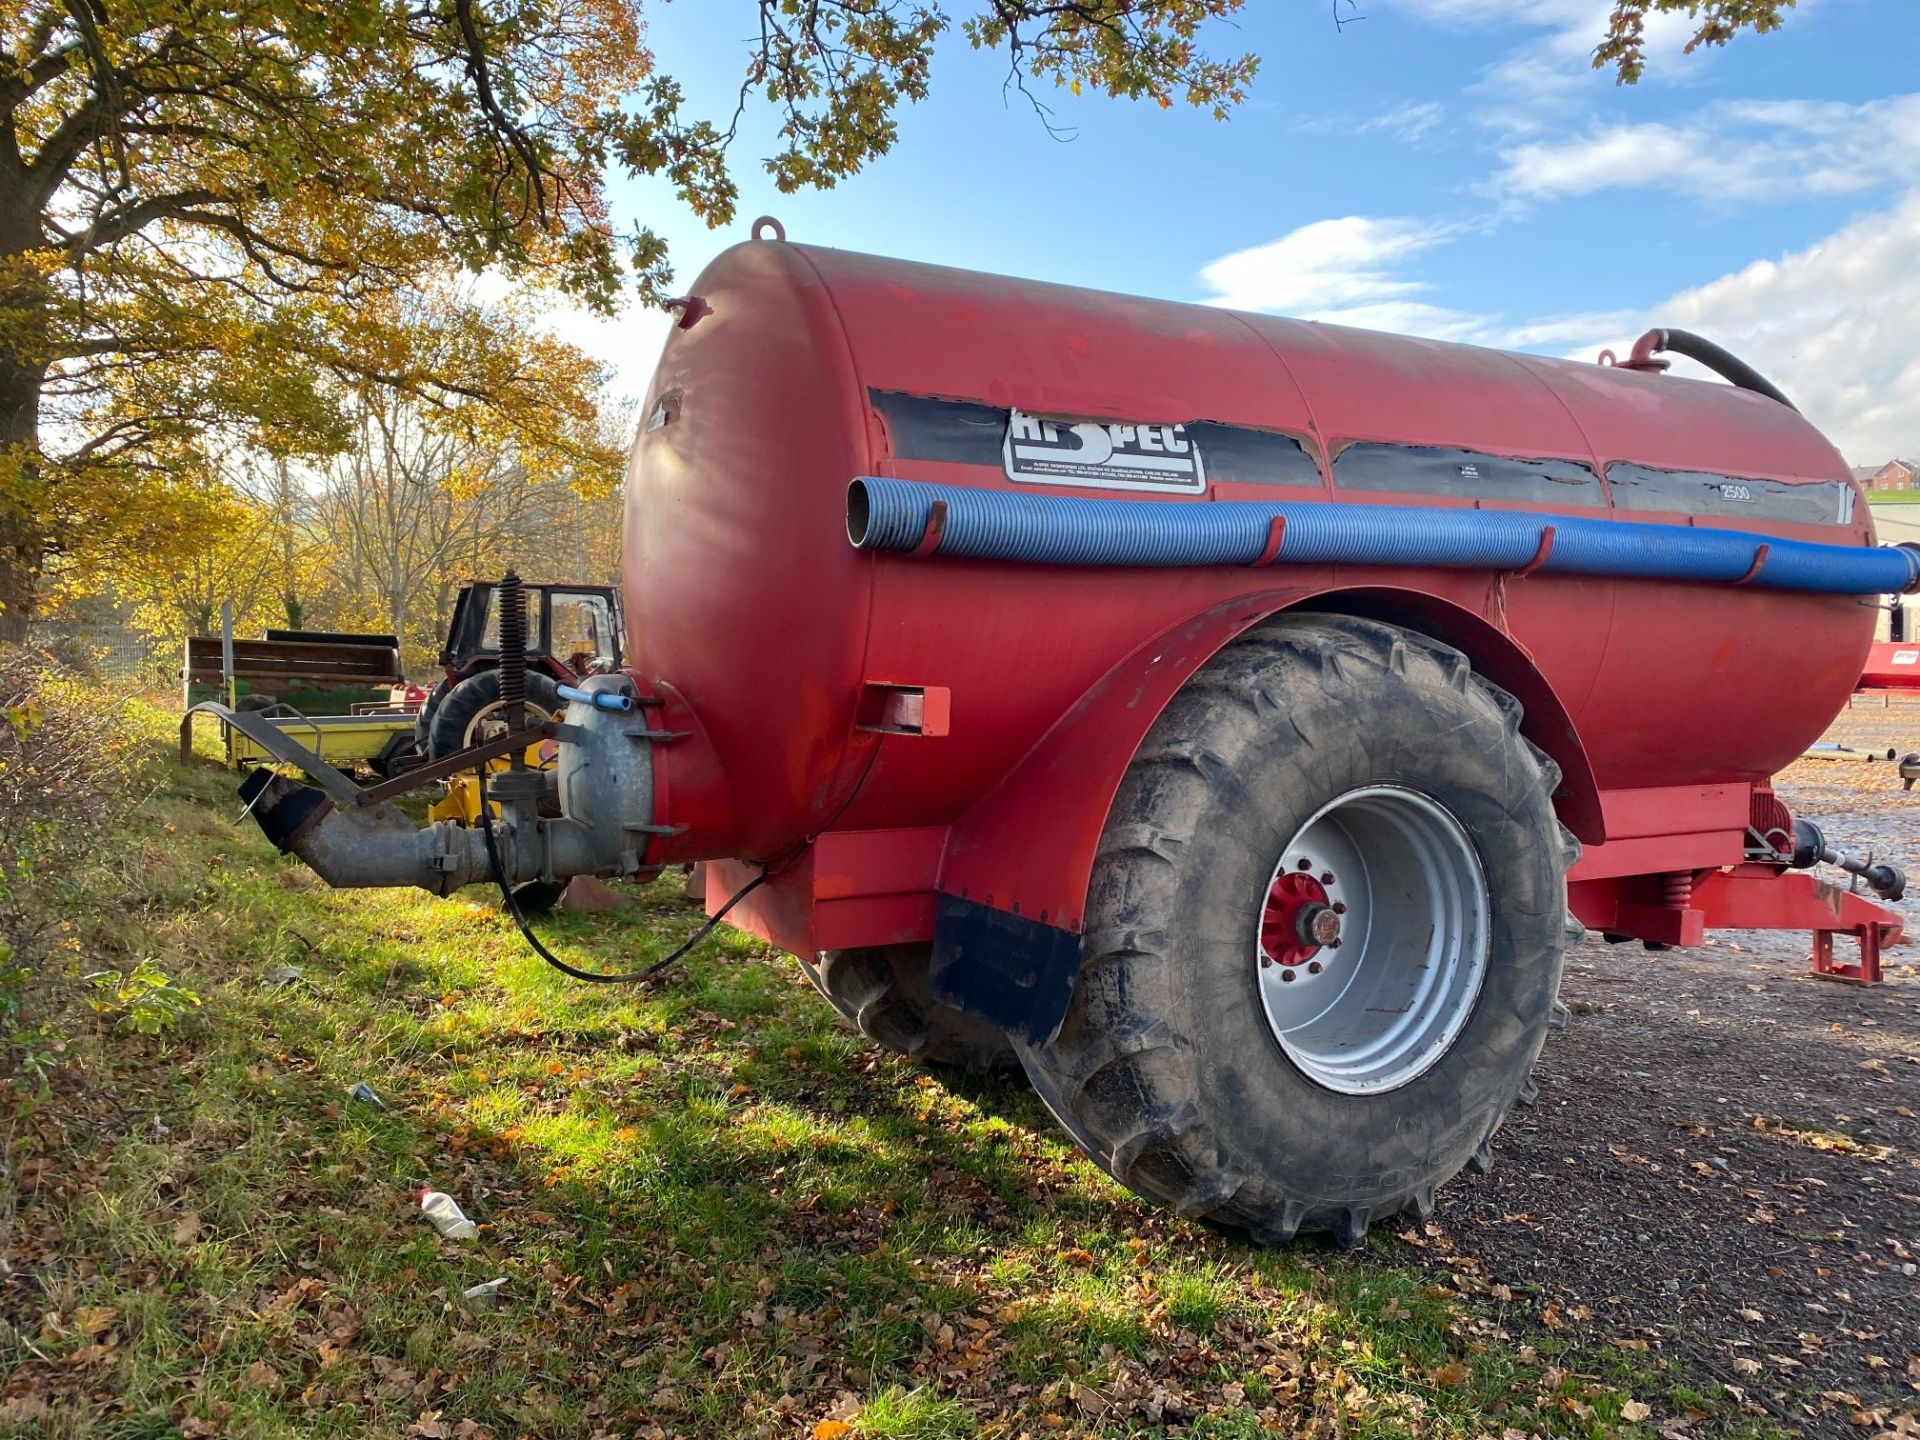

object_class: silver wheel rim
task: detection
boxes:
[1254,785,1489,1095]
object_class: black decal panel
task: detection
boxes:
[1605,464,1855,526]
[870,392,1005,468]
[928,892,1083,1047]
[1184,422,1321,488]
[1333,443,1605,506]
[869,390,1321,490]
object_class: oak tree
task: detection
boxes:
[1597,0,1795,83]
[0,0,1798,636]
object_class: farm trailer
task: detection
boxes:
[178,623,414,771]
[197,228,1919,1245]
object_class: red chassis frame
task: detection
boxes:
[702,789,1909,990]
[1571,866,1903,985]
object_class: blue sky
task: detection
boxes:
[559,0,1920,466]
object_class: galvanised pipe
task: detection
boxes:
[847,476,1920,597]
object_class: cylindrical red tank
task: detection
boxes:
[626,237,1876,881]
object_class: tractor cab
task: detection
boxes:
[441,581,623,682]
[396,581,624,775]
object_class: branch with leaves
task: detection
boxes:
[0,0,1800,635]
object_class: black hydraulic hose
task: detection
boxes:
[474,760,766,984]
[1641,328,1799,412]
[472,732,884,986]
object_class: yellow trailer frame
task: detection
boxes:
[224,712,416,768]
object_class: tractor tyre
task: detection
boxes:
[1013,614,1573,1246]
[427,670,563,761]
[800,945,1019,1073]
[414,678,451,747]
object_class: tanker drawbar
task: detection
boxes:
[193,233,1916,1247]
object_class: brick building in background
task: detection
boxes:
[1853,459,1919,492]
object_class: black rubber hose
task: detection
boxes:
[1643,328,1799,412]
[475,759,765,984]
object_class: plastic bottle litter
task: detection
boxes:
[348,1082,385,1110]
[460,1276,508,1308]
[418,1188,477,1240]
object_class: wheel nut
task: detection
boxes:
[1296,857,1313,871]
[1280,969,1295,983]
[1332,902,1347,914]
[1308,961,1323,974]
[1321,871,1335,885]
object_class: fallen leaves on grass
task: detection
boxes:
[0,766,1858,1440]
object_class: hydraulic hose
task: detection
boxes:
[1629,328,1799,412]
[847,476,1920,596]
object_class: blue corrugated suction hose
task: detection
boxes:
[846,477,1920,596]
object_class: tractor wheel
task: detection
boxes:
[414,678,451,748]
[799,945,1018,1073]
[426,670,563,761]
[1014,614,1574,1246]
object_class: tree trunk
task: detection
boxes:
[0,241,50,644]
[0,362,46,644]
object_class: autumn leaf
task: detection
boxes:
[811,1422,853,1440]
[73,1305,117,1337]
[1622,1398,1652,1422]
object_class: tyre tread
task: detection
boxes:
[1024,613,1569,1243]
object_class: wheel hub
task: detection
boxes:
[1252,785,1490,1095]
[1260,870,1330,968]
[1299,903,1343,948]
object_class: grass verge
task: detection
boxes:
[0,740,1771,1439]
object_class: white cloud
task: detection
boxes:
[1354,100,1447,143]
[1582,190,1920,464]
[1295,99,1448,144]
[1196,213,1633,347]
[1198,193,1920,465]
[1197,216,1461,315]
[1366,100,1446,142]
[1497,94,1920,202]
[1384,0,1704,131]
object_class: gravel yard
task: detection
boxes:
[1423,695,1920,1437]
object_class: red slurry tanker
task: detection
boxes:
[213,222,1917,1244]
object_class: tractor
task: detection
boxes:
[407,580,623,765]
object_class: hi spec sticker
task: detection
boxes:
[1003,410,1205,493]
